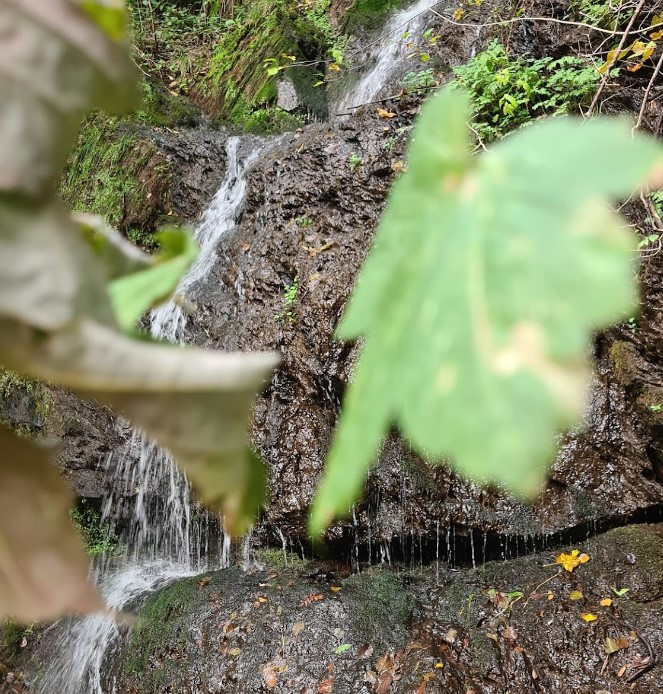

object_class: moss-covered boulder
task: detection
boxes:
[109,525,663,693]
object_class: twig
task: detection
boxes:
[633,49,663,133]
[426,6,651,38]
[587,0,647,115]
[521,570,562,609]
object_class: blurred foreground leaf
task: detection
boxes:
[310,87,663,535]
[0,426,104,621]
[109,227,199,332]
[0,0,277,620]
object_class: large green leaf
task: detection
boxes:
[0,426,104,621]
[309,87,663,535]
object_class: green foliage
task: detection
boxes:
[401,68,436,91]
[256,547,306,568]
[651,190,663,218]
[569,0,623,29]
[61,114,172,238]
[201,0,336,129]
[295,215,313,228]
[0,370,51,423]
[453,41,601,141]
[276,276,299,323]
[345,0,408,30]
[348,153,363,171]
[69,501,120,558]
[309,87,663,535]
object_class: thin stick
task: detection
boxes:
[633,49,663,132]
[587,0,647,115]
[427,6,653,38]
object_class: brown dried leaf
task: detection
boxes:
[0,425,103,620]
[318,677,334,693]
[357,643,374,659]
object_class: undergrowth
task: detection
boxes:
[70,500,120,558]
[453,41,601,141]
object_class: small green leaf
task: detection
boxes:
[267,66,280,76]
[108,227,198,332]
[611,586,630,596]
[335,643,352,654]
[309,87,663,536]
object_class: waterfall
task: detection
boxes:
[37,135,279,694]
[335,0,442,114]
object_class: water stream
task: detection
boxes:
[335,0,442,114]
[38,9,442,690]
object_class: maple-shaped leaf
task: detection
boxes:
[309,87,663,534]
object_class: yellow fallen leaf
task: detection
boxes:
[580,613,597,622]
[258,596,268,603]
[547,591,554,601]
[377,108,396,119]
[229,647,241,656]
[434,662,444,668]
[600,598,612,607]
[330,586,342,592]
[555,549,590,572]
[569,590,584,601]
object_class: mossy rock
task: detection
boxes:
[344,0,411,31]
[61,114,174,249]
[344,569,414,648]
[196,0,334,130]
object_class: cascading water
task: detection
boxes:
[38,6,450,690]
[38,135,278,694]
[335,0,442,114]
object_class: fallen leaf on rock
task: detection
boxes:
[357,643,374,659]
[300,593,324,607]
[197,576,211,589]
[600,598,612,607]
[555,549,590,572]
[434,661,444,668]
[376,672,393,694]
[377,108,396,119]
[611,586,630,597]
[330,586,342,592]
[292,621,305,636]
[229,647,241,656]
[415,671,436,694]
[547,591,554,601]
[604,636,630,654]
[335,643,351,654]
[569,590,584,601]
[318,677,334,693]
[262,664,278,689]
[581,613,598,622]
[617,664,627,677]
[503,626,517,640]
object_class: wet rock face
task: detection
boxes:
[179,95,663,550]
[110,524,663,693]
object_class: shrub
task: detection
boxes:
[452,41,601,141]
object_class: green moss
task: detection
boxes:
[609,340,640,387]
[256,548,307,569]
[199,0,335,130]
[134,80,201,128]
[345,569,414,648]
[61,114,173,243]
[345,0,410,31]
[0,370,51,431]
